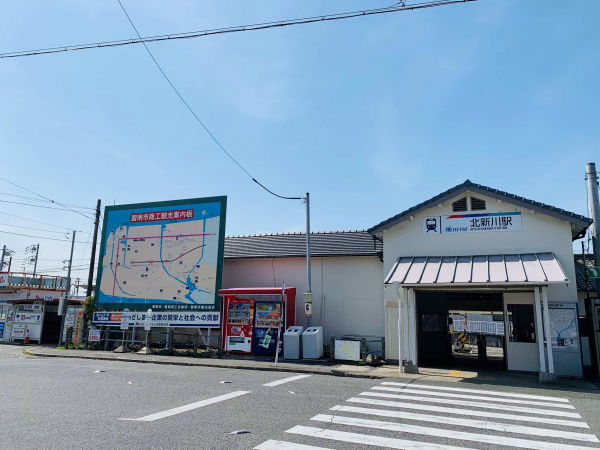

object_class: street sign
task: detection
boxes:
[120,308,130,330]
[587,267,600,278]
[144,309,152,331]
[89,329,101,342]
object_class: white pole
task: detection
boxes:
[534,287,546,373]
[409,288,417,369]
[58,231,76,347]
[541,286,555,374]
[586,163,600,297]
[403,289,410,366]
[306,193,312,327]
[394,283,403,371]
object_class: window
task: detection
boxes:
[471,196,486,211]
[507,304,536,343]
[452,197,467,212]
[422,314,445,332]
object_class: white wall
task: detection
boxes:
[381,190,579,361]
[222,256,384,342]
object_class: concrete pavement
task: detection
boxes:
[3,345,600,450]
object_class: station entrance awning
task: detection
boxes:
[384,253,569,287]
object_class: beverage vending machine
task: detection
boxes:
[252,301,284,356]
[224,297,254,353]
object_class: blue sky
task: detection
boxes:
[1,0,599,279]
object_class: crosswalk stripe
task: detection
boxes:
[311,414,593,450]
[360,392,582,418]
[347,397,589,428]
[380,381,570,403]
[371,386,575,409]
[254,439,335,450]
[263,375,312,387]
[329,405,599,442]
[286,425,478,450]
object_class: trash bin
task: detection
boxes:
[283,326,304,359]
[302,327,323,359]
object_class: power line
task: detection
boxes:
[0,198,95,216]
[0,222,89,235]
[1,0,476,59]
[116,0,304,200]
[0,211,86,231]
[0,177,95,220]
[0,192,95,210]
[0,230,90,243]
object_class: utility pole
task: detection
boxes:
[0,245,5,271]
[305,192,312,327]
[586,163,600,297]
[58,231,76,347]
[82,199,101,348]
[32,244,39,278]
[86,199,101,298]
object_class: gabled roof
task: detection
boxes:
[367,179,592,240]
[224,230,382,259]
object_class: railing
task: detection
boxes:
[453,320,504,336]
[5,272,68,290]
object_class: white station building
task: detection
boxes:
[223,180,591,381]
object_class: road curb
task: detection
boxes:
[23,349,384,379]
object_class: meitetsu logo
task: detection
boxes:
[445,226,468,233]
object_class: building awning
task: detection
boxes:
[385,253,569,287]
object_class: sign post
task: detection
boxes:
[138,309,153,355]
[114,309,131,353]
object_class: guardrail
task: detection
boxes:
[453,321,504,336]
[82,327,221,357]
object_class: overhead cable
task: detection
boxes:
[1,0,476,59]
[0,230,90,243]
[117,0,302,200]
[0,192,95,210]
[0,211,85,232]
[0,177,95,220]
[0,222,89,235]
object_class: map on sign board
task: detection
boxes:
[546,304,579,350]
[334,340,361,362]
[96,197,226,312]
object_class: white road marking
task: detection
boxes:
[311,414,592,450]
[371,386,575,409]
[380,381,569,403]
[360,392,582,418]
[263,374,312,387]
[254,440,335,450]
[118,390,250,422]
[286,425,478,450]
[347,397,589,428]
[329,405,598,442]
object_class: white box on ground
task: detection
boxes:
[302,327,323,359]
[283,326,304,359]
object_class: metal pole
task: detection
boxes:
[306,192,312,327]
[585,163,600,297]
[87,199,101,298]
[58,231,76,347]
[584,241,590,301]
[82,199,101,346]
[32,244,39,278]
[0,245,5,270]
[7,256,11,272]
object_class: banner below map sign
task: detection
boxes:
[93,311,221,328]
[95,197,227,312]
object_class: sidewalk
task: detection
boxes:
[24,345,600,392]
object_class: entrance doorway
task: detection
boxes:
[41,305,61,344]
[417,291,506,371]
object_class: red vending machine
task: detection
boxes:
[223,296,255,354]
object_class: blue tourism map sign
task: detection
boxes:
[95,197,226,311]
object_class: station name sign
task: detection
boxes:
[93,311,220,328]
[423,212,521,235]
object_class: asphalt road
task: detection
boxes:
[2,345,600,450]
